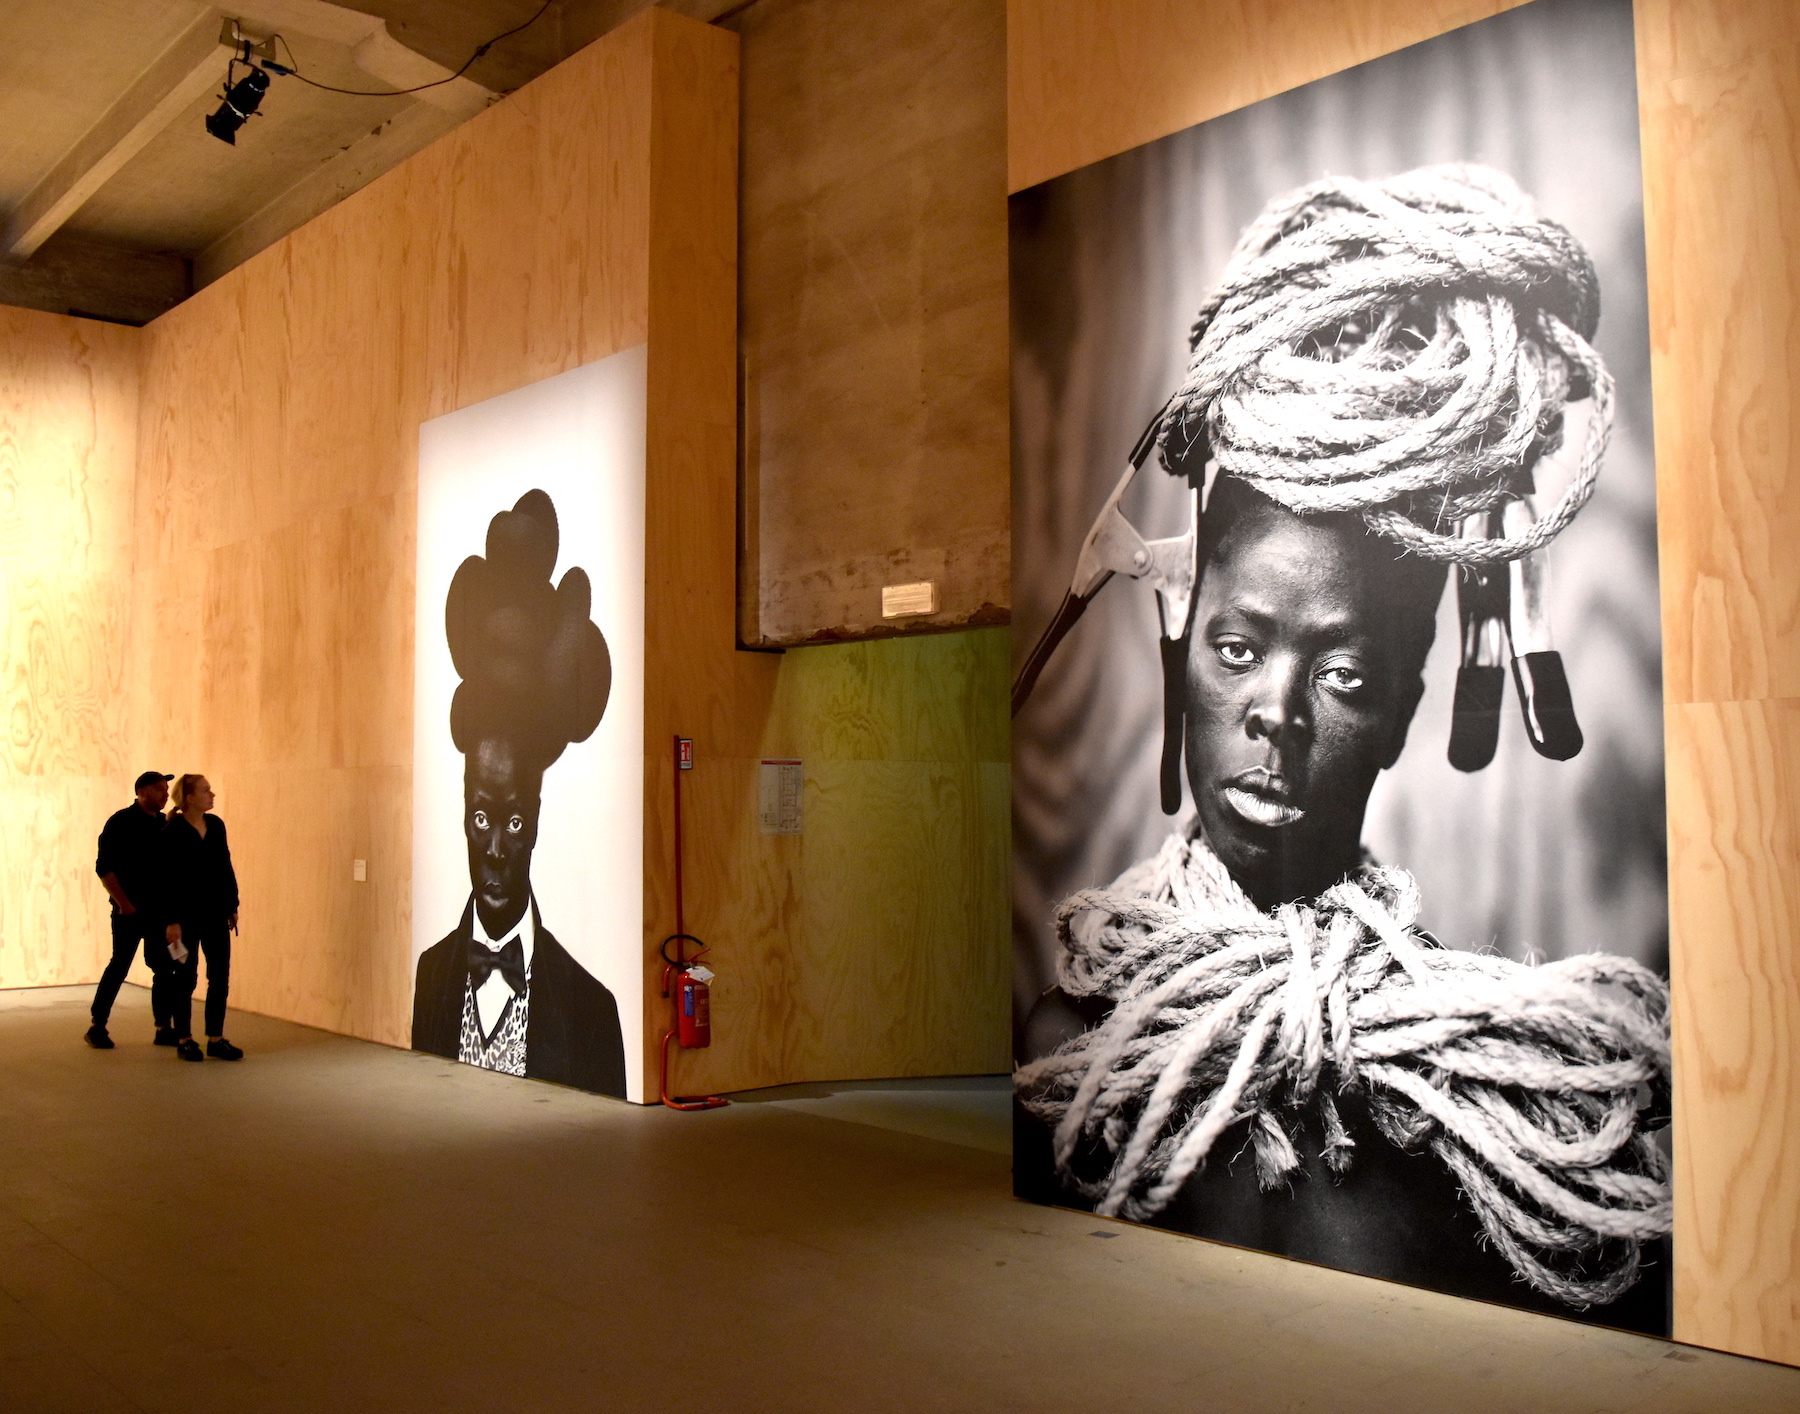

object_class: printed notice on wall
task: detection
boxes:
[759,760,803,835]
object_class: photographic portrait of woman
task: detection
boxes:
[1010,0,1670,1334]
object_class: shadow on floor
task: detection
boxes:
[730,1074,1011,1154]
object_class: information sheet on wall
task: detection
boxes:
[412,345,648,1102]
[1010,0,1671,1332]
[759,760,804,836]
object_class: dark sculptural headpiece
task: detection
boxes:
[446,488,611,773]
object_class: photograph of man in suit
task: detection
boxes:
[411,489,627,1097]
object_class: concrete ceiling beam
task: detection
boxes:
[350,26,494,118]
[232,0,386,48]
[1,9,233,261]
[234,0,494,117]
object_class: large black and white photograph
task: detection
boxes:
[1011,0,1671,1332]
[412,345,648,1101]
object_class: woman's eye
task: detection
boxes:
[472,810,489,830]
[1215,641,1257,667]
[507,815,525,834]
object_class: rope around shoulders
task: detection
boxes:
[1015,834,1671,1309]
[1159,164,1612,564]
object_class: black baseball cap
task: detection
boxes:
[134,771,173,791]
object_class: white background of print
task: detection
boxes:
[414,344,646,1100]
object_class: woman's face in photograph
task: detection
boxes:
[1184,500,1424,908]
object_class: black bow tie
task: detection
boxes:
[468,934,526,996]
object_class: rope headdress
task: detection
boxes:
[446,488,611,772]
[1012,164,1611,779]
[1017,834,1671,1309]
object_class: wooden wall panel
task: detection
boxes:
[668,627,1011,1096]
[126,7,1008,1096]
[1642,2,1800,706]
[1640,0,1800,1365]
[1667,699,1800,1361]
[0,307,138,991]
[730,0,1010,645]
[1005,0,1800,1367]
[132,16,658,1049]
[775,629,1010,1080]
[638,12,788,1091]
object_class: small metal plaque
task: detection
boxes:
[881,580,938,618]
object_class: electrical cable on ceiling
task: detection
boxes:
[260,0,556,97]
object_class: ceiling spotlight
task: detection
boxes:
[205,65,271,146]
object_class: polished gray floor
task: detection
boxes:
[3,984,1797,1414]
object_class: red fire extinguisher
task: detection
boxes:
[661,936,714,1049]
[659,736,727,1111]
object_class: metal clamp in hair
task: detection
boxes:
[1011,398,1196,719]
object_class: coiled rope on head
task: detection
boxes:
[1159,164,1613,564]
[1016,834,1671,1309]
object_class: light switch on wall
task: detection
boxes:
[352,859,367,882]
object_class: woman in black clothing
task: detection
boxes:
[162,775,243,1062]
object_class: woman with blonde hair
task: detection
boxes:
[161,774,243,1061]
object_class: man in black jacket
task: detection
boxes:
[87,771,173,1048]
[411,489,626,1097]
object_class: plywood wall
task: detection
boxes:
[669,628,1011,1095]
[729,0,1010,645]
[1006,0,1800,1368]
[131,17,658,1047]
[0,307,138,991]
[125,6,1008,1095]
[1639,0,1800,1366]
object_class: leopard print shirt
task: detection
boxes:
[458,971,530,1077]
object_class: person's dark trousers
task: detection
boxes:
[90,912,167,1028]
[193,921,231,1038]
[142,929,197,1038]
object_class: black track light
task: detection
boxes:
[205,65,271,146]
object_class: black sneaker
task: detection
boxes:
[153,1027,179,1047]
[84,1024,114,1049]
[206,1038,243,1061]
[175,1038,204,1062]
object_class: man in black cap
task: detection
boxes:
[86,771,174,1048]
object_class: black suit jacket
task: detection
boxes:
[412,897,627,1099]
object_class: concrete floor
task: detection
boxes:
[4,986,1798,1414]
